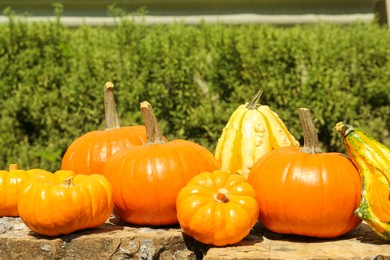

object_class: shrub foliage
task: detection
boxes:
[0,12,389,171]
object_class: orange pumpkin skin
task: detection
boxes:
[0,164,51,217]
[61,125,147,175]
[248,146,362,238]
[18,170,114,236]
[103,140,220,226]
[176,170,259,246]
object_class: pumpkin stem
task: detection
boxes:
[140,101,167,145]
[61,176,75,188]
[246,90,263,110]
[214,188,229,203]
[104,82,120,130]
[298,108,322,154]
[9,164,18,171]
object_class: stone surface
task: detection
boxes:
[205,223,390,259]
[0,217,197,260]
[0,216,389,260]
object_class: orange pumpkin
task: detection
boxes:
[176,170,259,246]
[248,108,362,238]
[103,101,220,226]
[61,82,148,175]
[0,164,51,217]
[18,170,113,236]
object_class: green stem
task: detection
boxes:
[335,122,354,137]
[246,90,263,110]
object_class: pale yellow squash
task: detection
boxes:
[215,91,299,178]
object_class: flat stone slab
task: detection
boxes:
[205,223,390,259]
[0,216,389,259]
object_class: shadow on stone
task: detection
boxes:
[253,222,390,245]
[181,232,211,260]
[179,223,265,260]
[27,221,125,240]
[108,216,181,231]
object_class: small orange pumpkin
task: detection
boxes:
[61,82,148,175]
[0,164,51,217]
[248,108,362,238]
[103,101,220,226]
[18,170,113,236]
[176,170,259,246]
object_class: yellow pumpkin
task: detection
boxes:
[215,90,299,178]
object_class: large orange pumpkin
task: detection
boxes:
[18,170,113,236]
[103,101,220,226]
[0,164,51,217]
[61,82,148,175]
[248,108,362,238]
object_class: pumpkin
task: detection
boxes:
[103,101,220,226]
[215,90,299,178]
[336,122,390,240]
[248,108,362,238]
[176,170,259,246]
[18,170,113,236]
[61,82,148,175]
[0,164,51,217]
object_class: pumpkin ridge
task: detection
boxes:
[258,106,298,148]
[216,106,247,174]
[119,148,142,219]
[240,110,266,176]
[189,200,216,241]
[81,177,97,225]
[282,149,306,234]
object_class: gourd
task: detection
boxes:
[103,101,220,226]
[0,164,51,217]
[336,122,390,240]
[248,108,362,238]
[61,82,148,175]
[215,90,299,178]
[18,170,113,236]
[176,170,259,246]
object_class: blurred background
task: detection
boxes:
[0,0,388,26]
[0,1,389,171]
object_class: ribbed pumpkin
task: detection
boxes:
[336,122,390,240]
[61,82,148,175]
[0,164,51,217]
[18,170,113,236]
[103,101,220,226]
[248,108,362,238]
[215,90,299,178]
[176,170,259,246]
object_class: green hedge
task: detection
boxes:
[0,11,389,171]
